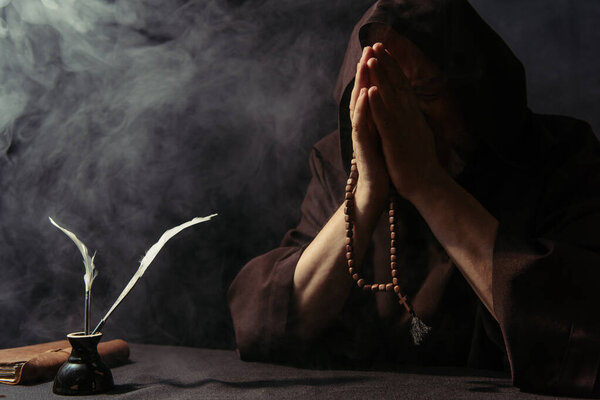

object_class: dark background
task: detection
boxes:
[0,0,598,350]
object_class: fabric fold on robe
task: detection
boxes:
[491,119,600,396]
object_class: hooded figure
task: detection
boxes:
[228,0,600,397]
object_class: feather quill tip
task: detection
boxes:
[49,217,98,291]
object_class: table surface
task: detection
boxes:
[0,343,583,399]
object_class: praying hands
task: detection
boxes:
[349,29,498,319]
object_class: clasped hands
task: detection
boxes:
[349,43,445,208]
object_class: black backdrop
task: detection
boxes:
[0,0,598,350]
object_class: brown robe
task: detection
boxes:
[229,0,600,397]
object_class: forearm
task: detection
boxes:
[409,171,499,318]
[292,187,385,340]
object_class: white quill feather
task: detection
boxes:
[93,214,217,333]
[49,217,98,292]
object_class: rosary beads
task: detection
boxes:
[344,156,431,345]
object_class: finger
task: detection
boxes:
[353,87,380,165]
[350,63,369,121]
[374,44,422,112]
[352,88,369,148]
[366,56,398,110]
[349,62,360,121]
[350,47,375,120]
[367,86,395,144]
[362,45,375,64]
[353,87,386,180]
[350,48,370,112]
[372,42,412,92]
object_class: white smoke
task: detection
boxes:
[0,0,373,347]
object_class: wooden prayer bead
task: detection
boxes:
[346,229,353,238]
[362,284,371,291]
[352,273,359,281]
[344,214,350,222]
[347,259,354,267]
[391,269,398,277]
[378,284,385,291]
[389,216,395,224]
[388,209,395,217]
[346,178,354,185]
[357,278,364,287]
[390,247,397,255]
[345,185,353,192]
[345,237,352,245]
[389,224,395,232]
[346,252,352,259]
[348,267,354,275]
[394,285,400,293]
[385,283,394,291]
[371,285,378,292]
[345,192,353,200]
[392,277,398,285]
[346,244,352,252]
[390,255,397,262]
[390,240,396,248]
[390,261,397,269]
[390,232,396,239]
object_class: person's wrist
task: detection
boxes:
[405,165,451,209]
[355,180,389,213]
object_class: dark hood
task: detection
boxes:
[334,0,539,173]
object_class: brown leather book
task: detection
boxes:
[0,339,129,385]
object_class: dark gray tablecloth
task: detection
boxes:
[0,343,580,399]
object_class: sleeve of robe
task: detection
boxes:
[493,121,600,397]
[227,137,344,363]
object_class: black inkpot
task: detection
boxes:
[53,332,114,395]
